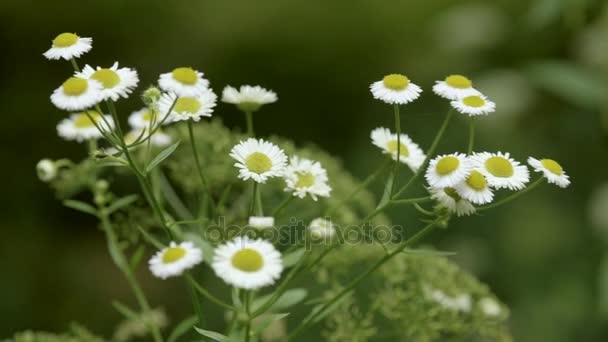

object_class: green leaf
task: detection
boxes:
[112,301,138,320]
[378,166,395,207]
[63,200,98,216]
[252,313,289,335]
[136,225,165,250]
[129,245,146,271]
[106,194,139,214]
[145,141,180,173]
[193,327,230,341]
[168,315,198,342]
[252,288,307,313]
[282,248,305,268]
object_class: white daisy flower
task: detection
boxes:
[430,187,476,217]
[149,241,203,279]
[425,153,473,188]
[43,32,92,60]
[50,77,103,111]
[128,108,162,129]
[249,216,275,229]
[308,218,336,239]
[528,157,570,188]
[454,170,494,205]
[222,85,278,112]
[370,127,426,171]
[471,152,530,190]
[56,111,115,142]
[432,74,481,100]
[157,90,217,123]
[451,94,496,116]
[36,159,57,182]
[283,156,332,201]
[230,139,288,183]
[370,74,422,105]
[76,62,139,101]
[158,67,210,97]
[478,297,501,317]
[212,236,283,289]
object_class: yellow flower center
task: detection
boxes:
[436,156,460,175]
[174,97,201,114]
[162,246,186,263]
[62,77,88,96]
[245,152,272,174]
[466,170,487,191]
[541,159,563,175]
[444,187,462,201]
[91,69,121,89]
[485,157,513,177]
[382,74,410,90]
[296,172,315,188]
[445,74,472,89]
[73,112,101,128]
[172,67,198,85]
[231,248,264,272]
[386,140,409,157]
[462,95,485,108]
[53,32,78,47]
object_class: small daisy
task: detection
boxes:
[43,32,92,60]
[429,187,476,217]
[451,94,496,116]
[128,108,162,129]
[230,138,287,183]
[283,156,332,201]
[528,157,570,188]
[432,74,481,100]
[454,170,494,205]
[50,77,103,111]
[370,74,422,105]
[222,85,278,112]
[149,241,203,279]
[36,159,57,182]
[212,236,283,289]
[56,111,115,142]
[308,218,336,239]
[425,153,473,188]
[471,152,530,190]
[158,67,210,97]
[76,62,139,101]
[478,297,501,317]
[370,127,426,171]
[157,90,217,123]
[249,216,275,229]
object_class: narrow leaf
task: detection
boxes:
[145,141,180,173]
[193,327,229,341]
[129,245,146,271]
[112,301,138,320]
[106,194,139,214]
[63,200,98,216]
[252,288,307,313]
[168,315,198,342]
[252,313,289,334]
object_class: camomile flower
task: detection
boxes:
[425,153,473,188]
[249,216,275,229]
[528,157,570,188]
[222,85,278,112]
[212,236,283,289]
[370,74,422,105]
[43,32,92,60]
[370,127,426,171]
[149,241,203,279]
[76,62,139,101]
[128,108,163,129]
[158,67,209,97]
[308,218,336,239]
[157,90,217,123]
[471,152,529,190]
[36,159,57,182]
[50,77,103,111]
[56,111,114,142]
[230,138,287,183]
[429,187,476,217]
[432,74,481,100]
[454,170,494,204]
[451,94,496,116]
[283,156,332,201]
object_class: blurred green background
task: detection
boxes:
[1,0,608,340]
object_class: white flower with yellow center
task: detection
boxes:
[454,170,494,205]
[158,67,210,97]
[432,74,481,100]
[222,85,278,112]
[149,241,203,279]
[308,218,336,239]
[128,108,163,129]
[471,152,529,190]
[429,187,476,217]
[425,153,473,188]
[212,236,283,289]
[157,90,217,123]
[370,74,422,105]
[50,77,103,111]
[370,127,426,171]
[283,156,331,201]
[56,111,114,142]
[36,159,57,182]
[76,62,139,101]
[528,157,570,188]
[450,94,496,116]
[249,216,275,229]
[43,32,92,60]
[230,139,287,183]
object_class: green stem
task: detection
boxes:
[467,118,475,154]
[478,177,545,211]
[250,182,259,216]
[187,120,217,216]
[244,291,252,342]
[272,195,294,217]
[390,196,431,206]
[186,272,205,328]
[70,58,81,72]
[391,104,402,194]
[186,274,238,311]
[245,111,254,136]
